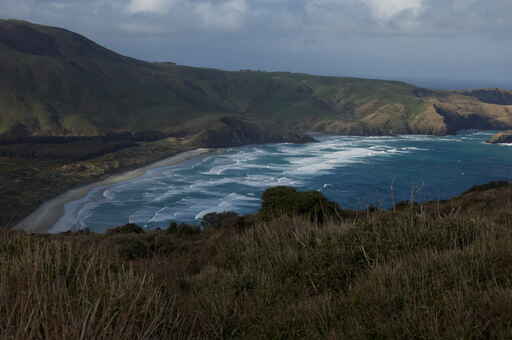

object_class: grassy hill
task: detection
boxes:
[2,182,512,339]
[1,19,511,139]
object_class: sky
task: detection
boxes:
[1,0,511,89]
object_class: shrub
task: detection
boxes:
[113,237,149,260]
[106,223,145,235]
[201,211,241,229]
[167,221,201,235]
[260,186,342,222]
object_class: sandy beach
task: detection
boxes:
[14,148,212,234]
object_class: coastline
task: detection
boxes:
[14,148,212,234]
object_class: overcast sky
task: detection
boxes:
[2,0,511,89]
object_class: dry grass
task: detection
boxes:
[0,232,185,339]
[1,184,512,339]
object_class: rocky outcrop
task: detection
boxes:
[423,93,512,135]
[487,131,512,144]
[310,103,449,136]
[189,117,315,148]
[310,91,512,137]
[433,105,498,133]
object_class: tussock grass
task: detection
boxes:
[0,232,185,339]
[2,184,512,339]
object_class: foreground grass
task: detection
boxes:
[2,183,512,339]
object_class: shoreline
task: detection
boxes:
[14,148,213,234]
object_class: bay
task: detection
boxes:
[55,131,512,232]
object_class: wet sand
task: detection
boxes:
[14,148,212,234]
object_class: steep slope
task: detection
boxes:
[0,19,511,139]
[0,20,219,136]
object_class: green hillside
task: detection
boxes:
[2,19,511,138]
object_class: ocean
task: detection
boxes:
[53,131,512,232]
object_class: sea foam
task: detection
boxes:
[53,132,510,232]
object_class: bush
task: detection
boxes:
[260,186,342,222]
[113,237,149,260]
[167,221,201,235]
[201,211,241,229]
[106,223,145,235]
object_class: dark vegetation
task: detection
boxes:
[0,130,172,161]
[0,131,167,145]
[260,186,345,222]
[0,137,192,227]
[0,141,136,160]
[2,184,512,339]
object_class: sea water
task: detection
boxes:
[54,131,512,232]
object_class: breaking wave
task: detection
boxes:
[53,131,512,232]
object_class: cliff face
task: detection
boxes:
[187,117,315,148]
[310,102,449,136]
[0,19,511,140]
[429,93,512,134]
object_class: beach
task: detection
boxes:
[14,148,212,234]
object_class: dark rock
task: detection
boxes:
[487,131,512,144]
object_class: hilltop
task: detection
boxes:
[1,19,512,140]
